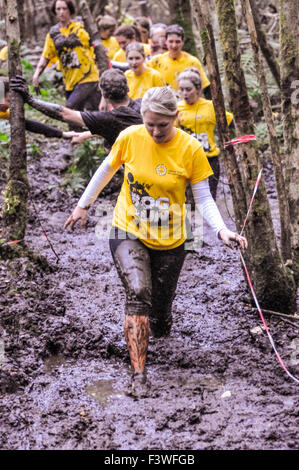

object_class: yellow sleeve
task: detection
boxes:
[153,71,165,87]
[0,109,10,120]
[189,146,214,185]
[77,27,91,48]
[107,132,127,169]
[0,46,8,61]
[226,110,234,126]
[146,55,159,70]
[190,57,210,89]
[42,33,56,61]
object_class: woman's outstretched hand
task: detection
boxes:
[218,228,248,250]
[64,206,87,230]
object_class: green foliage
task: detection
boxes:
[21,59,33,71]
[63,139,106,195]
[26,142,42,158]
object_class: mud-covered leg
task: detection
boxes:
[150,244,186,338]
[110,238,152,396]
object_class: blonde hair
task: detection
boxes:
[177,67,202,91]
[125,41,145,59]
[141,87,178,117]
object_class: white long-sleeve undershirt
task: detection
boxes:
[191,179,227,236]
[78,156,118,209]
[78,157,227,237]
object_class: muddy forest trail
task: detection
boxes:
[0,138,298,450]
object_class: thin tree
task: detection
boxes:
[249,0,280,88]
[79,0,110,76]
[193,0,296,313]
[168,0,198,56]
[2,0,28,248]
[189,0,247,230]
[279,0,299,283]
[243,0,291,263]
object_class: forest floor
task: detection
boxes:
[0,136,298,451]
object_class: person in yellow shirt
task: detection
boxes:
[125,42,165,99]
[64,86,247,396]
[96,15,120,60]
[133,17,151,45]
[146,24,210,95]
[113,25,151,63]
[32,0,100,111]
[177,67,234,200]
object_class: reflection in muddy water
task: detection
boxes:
[86,380,123,408]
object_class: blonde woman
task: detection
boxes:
[64,87,247,396]
[125,42,165,99]
[177,67,234,199]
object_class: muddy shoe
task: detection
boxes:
[125,372,151,398]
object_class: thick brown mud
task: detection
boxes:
[0,140,298,450]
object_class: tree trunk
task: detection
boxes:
[79,0,110,76]
[249,0,281,88]
[2,0,28,244]
[279,0,299,283]
[244,0,291,263]
[213,0,296,313]
[190,0,247,231]
[168,0,199,57]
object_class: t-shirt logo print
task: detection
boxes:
[156,164,167,176]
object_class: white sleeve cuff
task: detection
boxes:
[191,179,227,236]
[78,156,120,209]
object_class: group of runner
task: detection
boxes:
[3,0,248,397]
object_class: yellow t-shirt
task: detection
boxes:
[42,21,99,91]
[177,98,233,157]
[112,48,126,62]
[146,51,210,90]
[0,109,10,120]
[102,36,120,60]
[108,124,213,250]
[0,46,8,61]
[125,67,165,99]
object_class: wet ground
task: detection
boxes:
[0,139,298,450]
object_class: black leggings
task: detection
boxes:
[109,228,187,337]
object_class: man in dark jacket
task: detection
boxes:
[10,69,143,150]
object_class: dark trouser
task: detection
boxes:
[65,81,101,111]
[207,156,220,201]
[109,229,187,337]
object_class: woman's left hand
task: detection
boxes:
[218,228,248,250]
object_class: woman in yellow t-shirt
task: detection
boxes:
[125,42,165,99]
[177,67,234,200]
[32,0,100,111]
[96,15,120,60]
[64,87,247,396]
